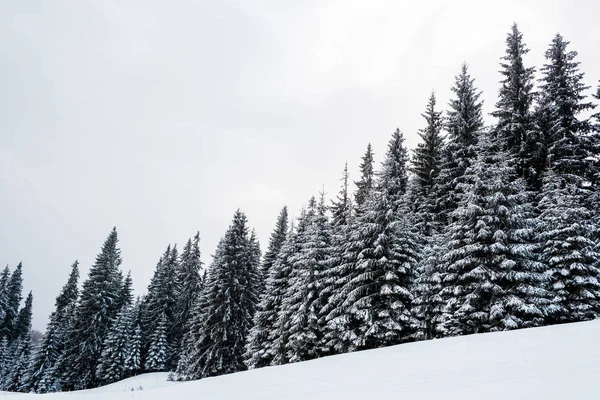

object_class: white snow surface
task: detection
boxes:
[3,320,600,399]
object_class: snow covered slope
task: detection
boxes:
[3,320,600,399]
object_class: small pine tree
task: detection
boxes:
[354,144,375,211]
[144,313,170,372]
[412,92,444,195]
[96,307,132,384]
[284,194,333,362]
[1,263,23,341]
[259,207,289,291]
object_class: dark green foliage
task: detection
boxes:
[434,63,484,224]
[27,262,79,393]
[172,233,203,366]
[259,207,289,292]
[354,143,375,210]
[59,228,124,390]
[179,210,260,379]
[412,92,444,195]
[437,134,549,336]
[492,24,540,187]
[140,245,178,370]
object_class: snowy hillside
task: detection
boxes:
[3,320,599,399]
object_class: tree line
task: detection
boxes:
[1,23,599,392]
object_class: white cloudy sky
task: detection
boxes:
[1,0,599,329]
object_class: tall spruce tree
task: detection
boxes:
[140,245,178,370]
[538,34,595,179]
[27,262,79,393]
[436,134,549,336]
[492,23,541,187]
[59,228,124,390]
[319,164,354,355]
[284,194,333,362]
[246,217,303,369]
[330,130,421,351]
[434,63,484,224]
[180,210,260,379]
[412,92,445,195]
[1,263,23,341]
[172,233,202,365]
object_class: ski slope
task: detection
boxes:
[2,320,599,399]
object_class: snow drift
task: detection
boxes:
[2,320,599,399]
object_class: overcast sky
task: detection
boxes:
[1,0,599,330]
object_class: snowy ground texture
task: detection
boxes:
[2,320,599,399]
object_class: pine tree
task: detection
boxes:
[539,170,600,323]
[259,206,289,292]
[354,144,375,210]
[1,263,23,341]
[27,261,79,393]
[181,210,260,379]
[0,267,10,335]
[59,228,125,390]
[14,292,33,342]
[176,241,220,380]
[246,218,303,369]
[319,164,354,354]
[140,245,178,370]
[412,92,445,195]
[330,130,421,351]
[539,34,595,179]
[492,24,541,187]
[96,306,131,383]
[1,337,31,392]
[434,63,484,224]
[118,271,134,311]
[437,134,549,336]
[284,194,333,362]
[144,312,170,372]
[172,233,202,366]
